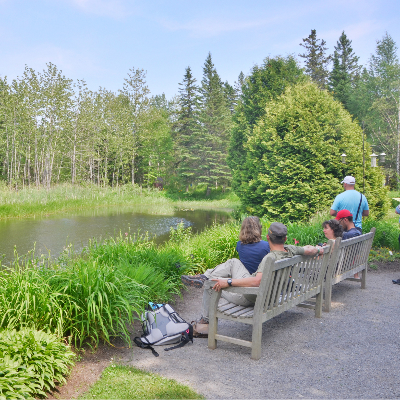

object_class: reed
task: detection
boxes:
[0,183,238,220]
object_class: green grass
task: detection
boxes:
[0,183,239,220]
[79,364,203,400]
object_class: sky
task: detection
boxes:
[1,0,399,99]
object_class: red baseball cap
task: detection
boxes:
[335,209,353,220]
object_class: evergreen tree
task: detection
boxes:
[223,81,236,115]
[198,53,232,190]
[174,66,201,188]
[329,31,361,110]
[234,71,245,99]
[237,81,388,220]
[228,56,305,197]
[299,29,331,89]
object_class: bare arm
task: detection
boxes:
[303,245,323,256]
[362,210,369,216]
[330,209,337,216]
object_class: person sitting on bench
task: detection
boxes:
[181,222,323,337]
[335,209,361,240]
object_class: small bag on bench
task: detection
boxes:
[134,303,193,357]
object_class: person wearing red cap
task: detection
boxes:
[330,176,369,232]
[336,209,361,240]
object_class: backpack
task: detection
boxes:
[134,303,193,357]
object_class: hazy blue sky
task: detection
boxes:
[1,0,399,98]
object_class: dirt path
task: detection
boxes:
[50,264,400,399]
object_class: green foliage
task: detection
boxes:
[299,29,331,89]
[179,222,240,273]
[0,265,72,336]
[48,259,147,347]
[235,81,388,221]
[228,56,305,198]
[197,52,232,187]
[350,33,400,181]
[328,31,361,110]
[0,328,75,399]
[79,364,203,399]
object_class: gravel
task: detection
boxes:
[127,268,400,399]
[50,266,400,399]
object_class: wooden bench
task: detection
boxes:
[207,241,334,360]
[323,228,376,312]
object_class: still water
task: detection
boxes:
[0,206,232,264]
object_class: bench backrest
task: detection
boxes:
[326,228,376,281]
[254,241,333,315]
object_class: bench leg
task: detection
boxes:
[361,268,367,289]
[208,316,217,350]
[251,322,262,360]
[324,284,332,312]
[315,291,323,318]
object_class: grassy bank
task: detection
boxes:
[0,183,240,219]
[1,208,399,397]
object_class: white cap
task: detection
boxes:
[341,176,356,184]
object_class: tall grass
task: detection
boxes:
[1,210,398,349]
[0,183,239,220]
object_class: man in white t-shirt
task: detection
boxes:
[330,176,369,232]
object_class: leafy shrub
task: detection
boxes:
[232,81,388,221]
[0,329,75,399]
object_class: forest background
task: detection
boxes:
[1,30,399,220]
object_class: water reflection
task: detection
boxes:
[0,207,231,264]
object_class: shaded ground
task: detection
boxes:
[49,263,400,399]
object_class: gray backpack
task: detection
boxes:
[134,303,193,357]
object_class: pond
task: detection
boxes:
[0,206,232,264]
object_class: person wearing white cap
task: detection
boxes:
[330,176,369,232]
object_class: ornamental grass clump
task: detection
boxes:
[0,265,72,336]
[0,328,75,399]
[48,259,147,347]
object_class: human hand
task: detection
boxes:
[211,279,228,291]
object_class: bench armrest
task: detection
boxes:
[220,286,260,295]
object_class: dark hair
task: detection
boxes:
[322,219,343,238]
[239,216,262,244]
[268,234,286,245]
[344,215,353,223]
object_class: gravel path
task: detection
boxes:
[51,266,400,399]
[128,268,400,399]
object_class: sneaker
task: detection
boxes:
[191,318,209,338]
[181,274,208,288]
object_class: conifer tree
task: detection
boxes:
[198,53,232,190]
[174,66,201,188]
[234,71,245,99]
[299,29,331,89]
[329,31,361,110]
[228,56,305,197]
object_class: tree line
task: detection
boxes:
[0,31,399,193]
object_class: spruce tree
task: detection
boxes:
[299,29,331,89]
[174,66,201,189]
[328,31,361,110]
[198,52,232,190]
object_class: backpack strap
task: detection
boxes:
[355,193,363,222]
[164,325,193,352]
[134,336,159,357]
